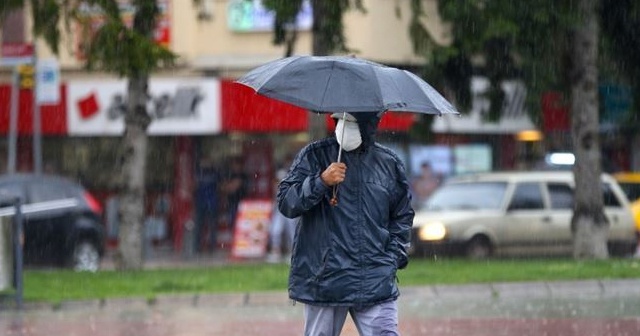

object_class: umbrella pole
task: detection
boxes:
[336,112,346,163]
[330,112,347,206]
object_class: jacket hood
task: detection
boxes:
[332,112,382,148]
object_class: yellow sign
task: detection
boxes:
[17,64,35,89]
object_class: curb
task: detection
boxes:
[3,279,639,312]
[401,279,640,300]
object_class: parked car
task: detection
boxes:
[613,172,640,228]
[613,172,640,256]
[0,173,105,271]
[411,171,637,259]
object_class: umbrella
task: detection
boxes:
[235,55,459,115]
[236,55,459,205]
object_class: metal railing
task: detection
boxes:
[0,196,24,309]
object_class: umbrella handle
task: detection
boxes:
[331,112,347,207]
[336,112,346,163]
[330,189,338,206]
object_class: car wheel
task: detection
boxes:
[73,240,101,272]
[465,236,492,259]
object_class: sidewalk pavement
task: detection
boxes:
[17,244,640,310]
[7,243,640,311]
[2,245,640,335]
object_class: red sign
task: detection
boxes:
[221,80,308,132]
[230,199,272,259]
[0,84,67,135]
[325,112,416,132]
[221,79,417,133]
[1,42,33,58]
[541,91,570,132]
[170,137,195,252]
[0,43,34,65]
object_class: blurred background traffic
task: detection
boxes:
[0,0,639,272]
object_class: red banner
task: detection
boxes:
[541,91,570,132]
[1,42,33,58]
[170,136,195,252]
[0,84,67,135]
[325,112,416,132]
[221,79,308,132]
[221,79,416,133]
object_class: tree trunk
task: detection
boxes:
[115,76,152,270]
[311,0,330,57]
[308,0,331,141]
[570,0,608,259]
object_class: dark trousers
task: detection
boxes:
[195,206,218,252]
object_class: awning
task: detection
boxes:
[221,79,416,133]
[0,84,67,135]
[0,78,417,136]
[432,77,536,134]
[221,79,308,132]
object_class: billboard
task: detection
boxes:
[66,78,221,136]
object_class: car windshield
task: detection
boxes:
[618,182,640,201]
[423,181,508,210]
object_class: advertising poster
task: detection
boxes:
[75,0,171,59]
[227,0,312,32]
[454,144,492,175]
[231,199,272,259]
[408,145,452,177]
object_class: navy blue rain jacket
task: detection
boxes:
[277,114,414,307]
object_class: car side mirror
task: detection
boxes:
[0,194,21,209]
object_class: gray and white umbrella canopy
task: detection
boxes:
[236,55,459,116]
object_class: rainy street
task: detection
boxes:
[2,279,640,336]
[2,1,640,336]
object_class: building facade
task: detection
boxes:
[2,0,633,251]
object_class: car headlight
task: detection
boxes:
[418,222,446,241]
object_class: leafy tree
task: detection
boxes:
[263,0,364,56]
[264,0,395,141]
[426,0,640,259]
[1,0,176,270]
[600,0,640,129]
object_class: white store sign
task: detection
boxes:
[36,58,61,105]
[67,78,221,136]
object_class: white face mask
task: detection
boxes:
[335,116,362,152]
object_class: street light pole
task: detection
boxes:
[7,68,19,174]
[32,41,42,175]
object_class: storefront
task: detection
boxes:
[0,76,418,252]
[430,77,540,172]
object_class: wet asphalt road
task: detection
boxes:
[2,279,640,336]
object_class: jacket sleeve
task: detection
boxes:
[277,146,331,219]
[388,161,415,269]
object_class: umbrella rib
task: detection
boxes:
[319,61,337,112]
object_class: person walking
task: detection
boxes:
[220,156,247,233]
[410,161,441,209]
[277,112,414,335]
[266,168,298,264]
[194,158,220,253]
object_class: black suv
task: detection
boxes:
[0,174,105,271]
